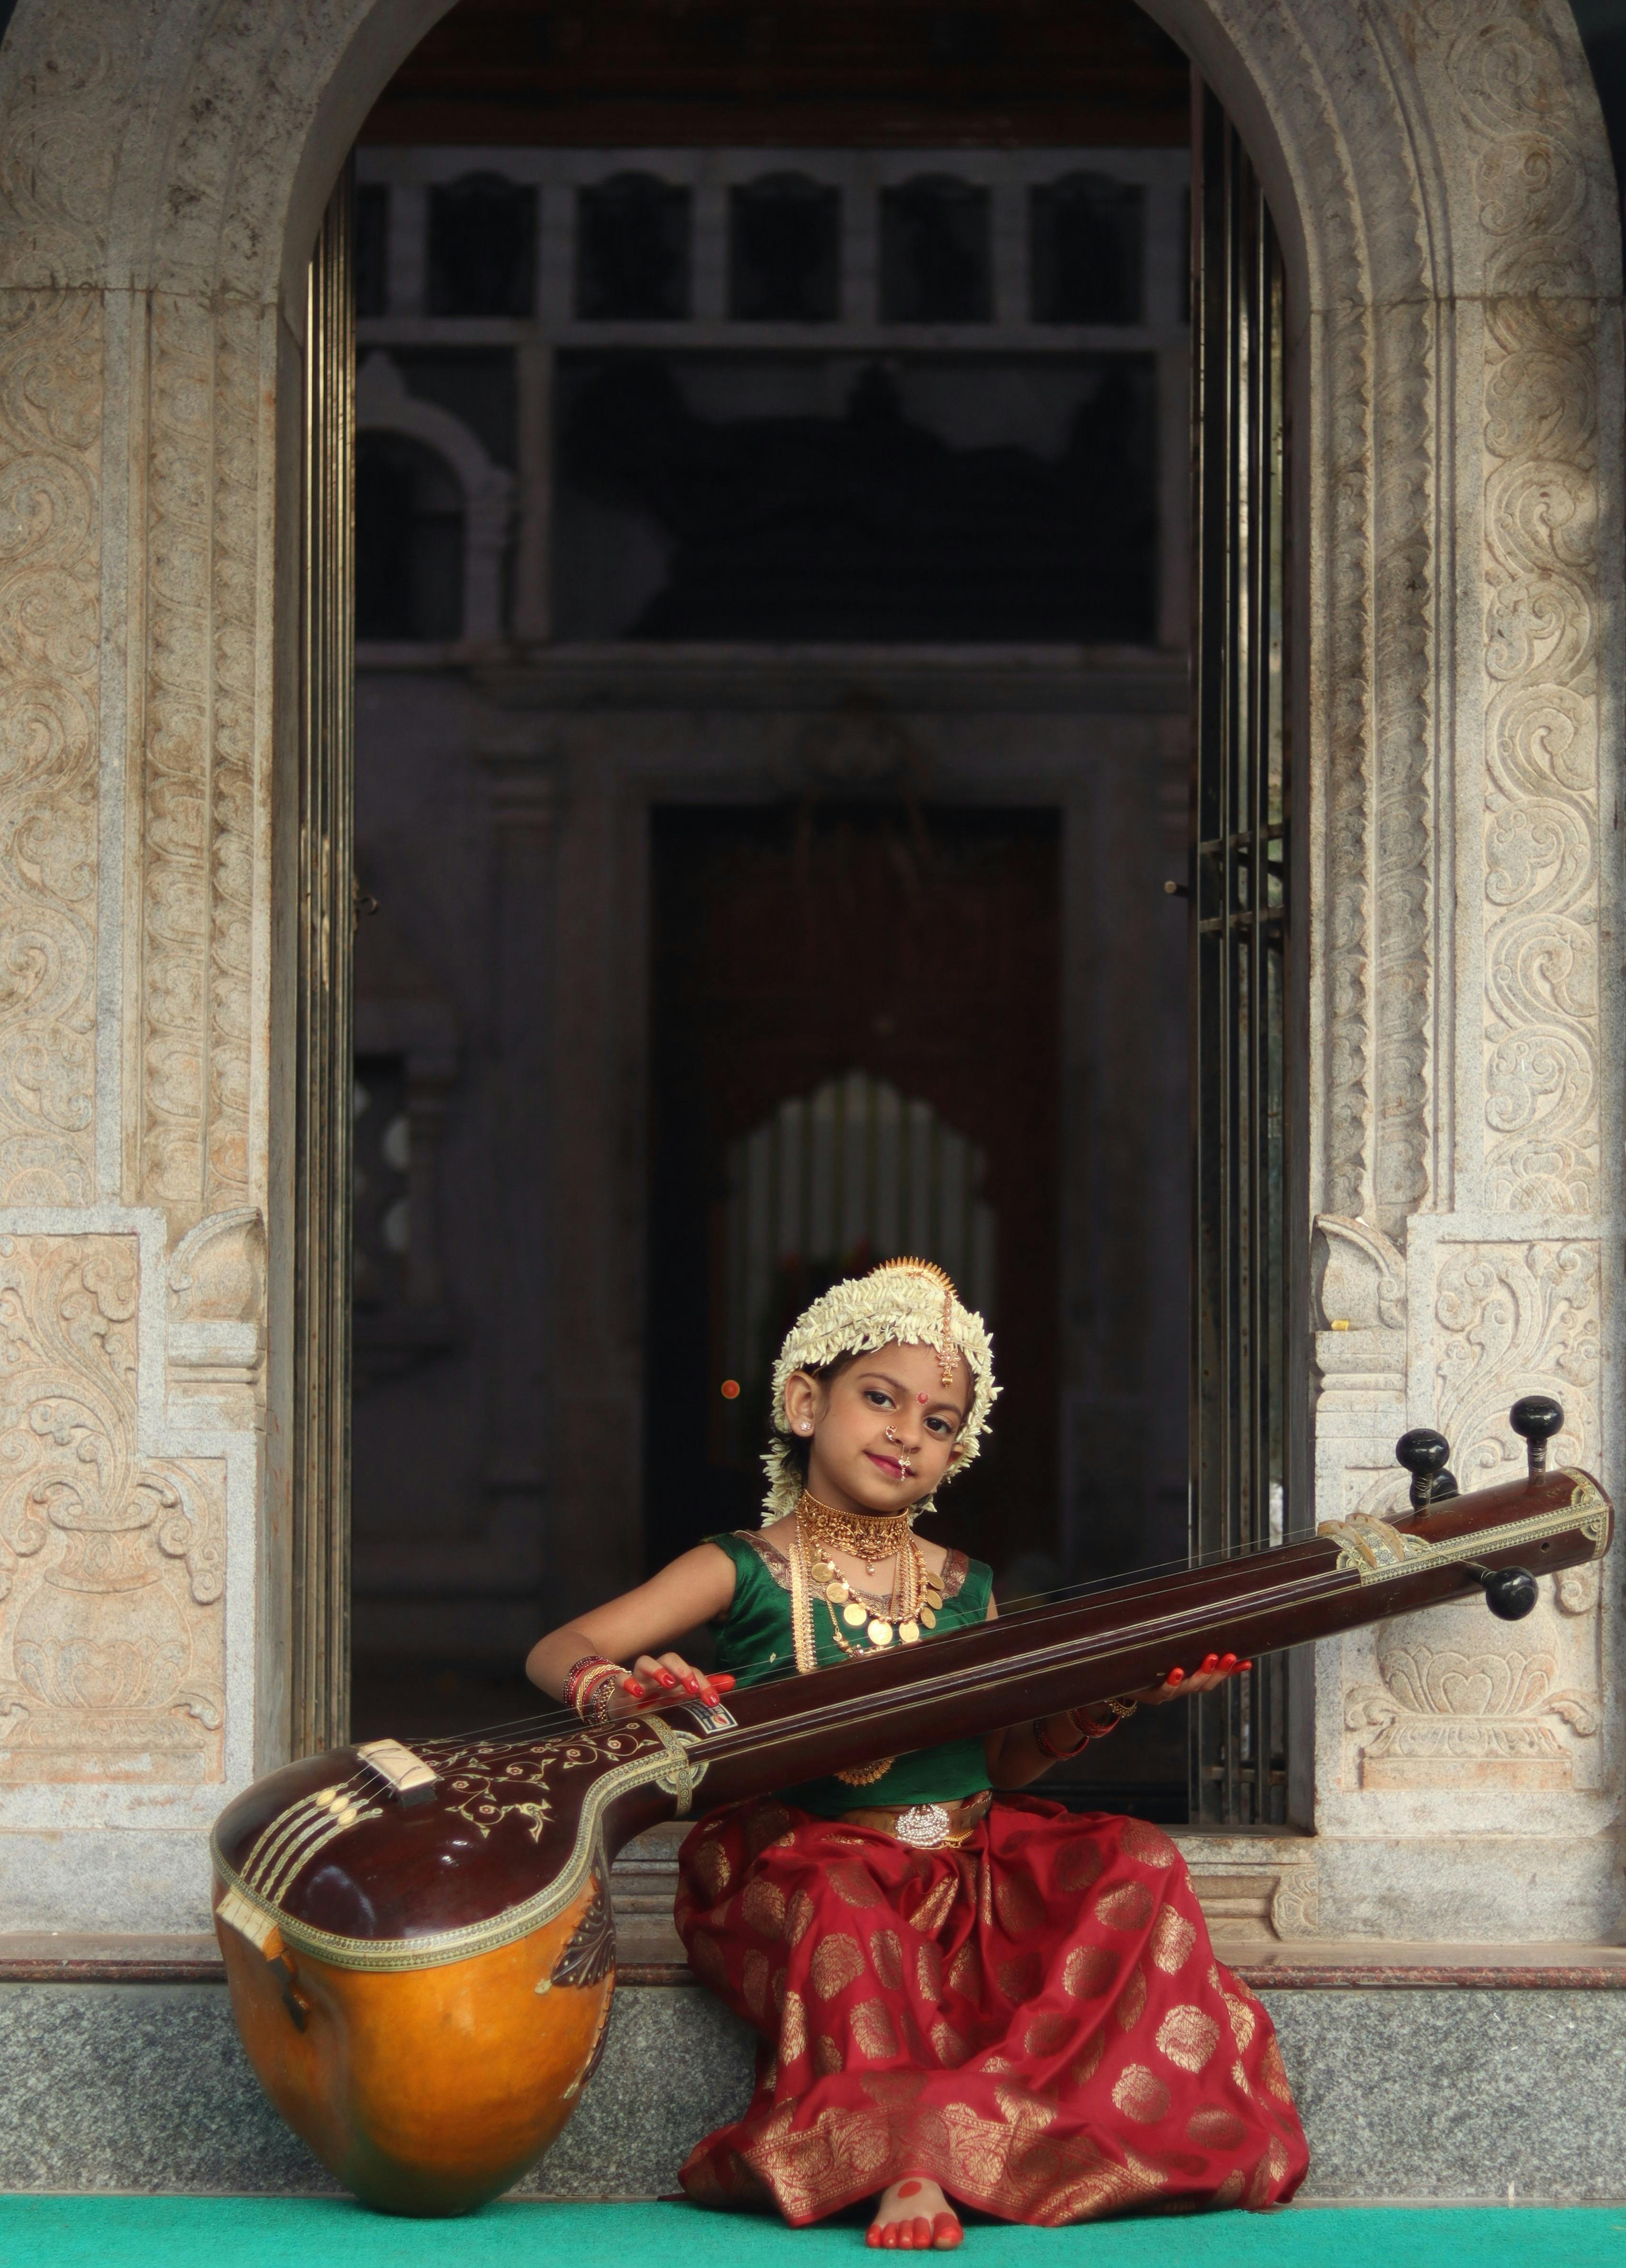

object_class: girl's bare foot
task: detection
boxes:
[866,2176,962,2249]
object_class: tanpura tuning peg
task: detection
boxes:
[1397,1422,1539,1617]
[1469,1564,1541,1621]
[1510,1395,1564,1478]
[1394,1428,1458,1509]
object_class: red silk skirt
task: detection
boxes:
[674,1795,1308,2227]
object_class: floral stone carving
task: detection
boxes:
[1347,1612,1598,1789]
[0,1234,225,1782]
[1342,1236,1603,1789]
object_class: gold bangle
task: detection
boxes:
[1102,1697,1138,1722]
[572,1663,623,1724]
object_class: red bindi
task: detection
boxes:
[917,1392,928,1403]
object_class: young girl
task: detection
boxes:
[527,1259,1307,2245]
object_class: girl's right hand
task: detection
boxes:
[610,1653,735,1716]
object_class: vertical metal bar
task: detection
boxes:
[1189,87,1292,1825]
[291,165,356,1758]
[1243,179,1264,1823]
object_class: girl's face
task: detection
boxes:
[783,1339,972,1516]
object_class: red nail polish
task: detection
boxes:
[1218,1653,1237,1671]
[702,1689,720,1706]
[623,1679,645,1699]
[1167,1667,1185,1684]
[683,1673,702,1693]
[657,1670,679,1689]
[1201,1654,1218,1671]
[712,1673,736,1690]
[1239,1660,1253,1671]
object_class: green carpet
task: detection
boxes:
[0,2199,1621,2268]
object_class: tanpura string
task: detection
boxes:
[401,1526,1332,1751]
[414,1526,1329,1753]
[703,1551,1341,1777]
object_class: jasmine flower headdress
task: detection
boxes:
[762,1257,999,1520]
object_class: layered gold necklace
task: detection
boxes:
[795,1489,945,1648]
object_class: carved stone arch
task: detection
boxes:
[356,350,515,646]
[0,0,1616,1939]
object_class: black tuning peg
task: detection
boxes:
[1463,1562,1540,1621]
[1395,1428,1459,1509]
[1510,1395,1564,1478]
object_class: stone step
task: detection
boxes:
[2,1968,1623,2202]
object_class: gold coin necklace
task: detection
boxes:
[787,1510,948,1789]
[796,1489,945,1649]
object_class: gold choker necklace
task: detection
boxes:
[795,1489,944,1649]
[796,1488,911,1564]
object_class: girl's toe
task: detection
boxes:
[931,2213,963,2251]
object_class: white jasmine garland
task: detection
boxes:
[762,1258,999,1520]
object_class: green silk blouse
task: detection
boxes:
[706,1527,994,1817]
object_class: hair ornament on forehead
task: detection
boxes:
[761,1256,999,1521]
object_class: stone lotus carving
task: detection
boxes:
[0,1233,224,1781]
[1341,1237,1604,1787]
[1347,1614,1599,1789]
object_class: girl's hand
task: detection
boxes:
[1127,1652,1251,1708]
[608,1653,736,1718]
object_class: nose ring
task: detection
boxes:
[885,1427,900,1443]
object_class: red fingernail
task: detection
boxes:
[1201,1654,1218,1671]
[713,1673,736,1690]
[1239,1660,1253,1671]
[623,1679,645,1699]
[1167,1667,1185,1684]
[1218,1653,1237,1671]
[683,1673,702,1693]
[657,1670,679,1689]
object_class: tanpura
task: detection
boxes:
[212,1396,1610,2216]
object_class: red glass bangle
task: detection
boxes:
[564,1656,623,1723]
[1032,1715,1090,1761]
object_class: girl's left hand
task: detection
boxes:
[1129,1652,1251,1707]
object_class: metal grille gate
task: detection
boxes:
[291,165,357,1757]
[1187,86,1292,1827]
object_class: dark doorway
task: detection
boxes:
[645,803,1061,1577]
[342,0,1207,1814]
